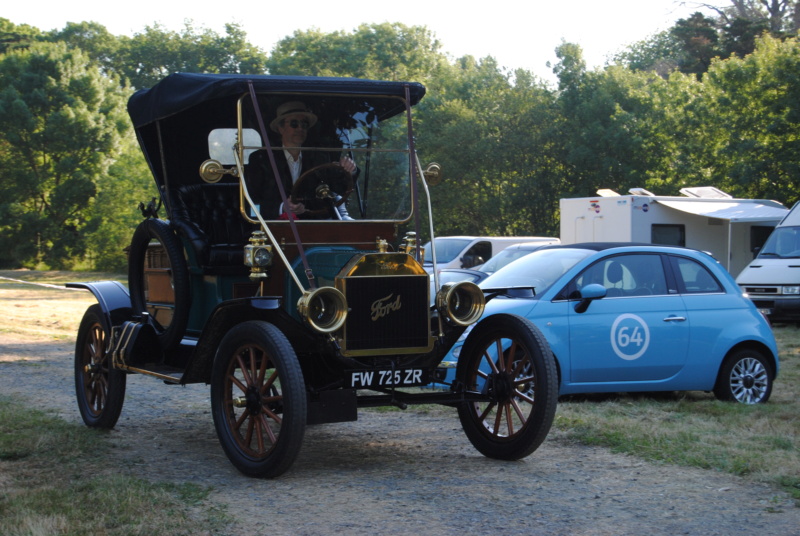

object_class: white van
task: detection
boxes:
[422,236,560,272]
[736,201,800,322]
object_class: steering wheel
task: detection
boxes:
[291,163,354,219]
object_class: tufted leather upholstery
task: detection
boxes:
[169,183,256,269]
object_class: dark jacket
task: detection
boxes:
[246,148,330,219]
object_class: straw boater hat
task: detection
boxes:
[270,101,318,132]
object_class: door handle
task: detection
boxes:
[663,316,686,322]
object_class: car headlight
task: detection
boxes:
[782,286,800,295]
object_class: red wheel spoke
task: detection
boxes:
[483,349,500,374]
[514,389,535,405]
[233,408,249,432]
[229,374,247,394]
[510,398,528,425]
[259,413,278,444]
[494,339,506,371]
[259,369,278,396]
[244,415,256,447]
[256,352,269,385]
[261,405,282,426]
[478,401,496,423]
[254,415,266,452]
[236,353,253,386]
[249,347,258,384]
[492,405,504,437]
[504,403,515,435]
[504,341,518,372]
[511,356,530,378]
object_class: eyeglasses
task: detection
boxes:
[285,119,309,129]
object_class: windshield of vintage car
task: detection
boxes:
[234,95,413,222]
[757,226,800,259]
[480,248,595,294]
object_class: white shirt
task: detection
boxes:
[284,150,302,183]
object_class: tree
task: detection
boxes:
[612,30,683,77]
[671,12,722,76]
[0,42,132,268]
[0,18,42,54]
[689,0,797,33]
[48,21,120,74]
[266,22,445,80]
[702,35,800,203]
[111,21,267,89]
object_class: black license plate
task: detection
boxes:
[347,369,427,388]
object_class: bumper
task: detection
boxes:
[749,296,800,323]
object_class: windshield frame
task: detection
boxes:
[234,91,417,225]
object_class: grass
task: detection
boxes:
[0,396,228,536]
[0,269,126,341]
[554,323,800,502]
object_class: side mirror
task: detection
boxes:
[574,283,607,314]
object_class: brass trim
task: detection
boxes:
[338,340,437,357]
[297,286,348,333]
[435,280,485,327]
[116,364,182,383]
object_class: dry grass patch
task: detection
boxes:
[0,270,123,342]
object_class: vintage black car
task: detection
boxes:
[69,73,558,477]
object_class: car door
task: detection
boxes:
[564,253,689,384]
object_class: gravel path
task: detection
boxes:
[2,335,799,536]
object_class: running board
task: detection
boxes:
[116,364,184,384]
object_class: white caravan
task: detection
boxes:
[559,187,787,277]
[736,201,800,323]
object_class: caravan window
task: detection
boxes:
[652,224,685,247]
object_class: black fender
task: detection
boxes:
[66,281,133,329]
[181,297,321,385]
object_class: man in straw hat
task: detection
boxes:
[260,100,356,219]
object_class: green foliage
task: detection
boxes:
[110,21,267,89]
[2,15,800,267]
[266,22,445,81]
[0,41,131,268]
[703,35,800,204]
[0,17,42,54]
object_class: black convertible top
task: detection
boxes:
[126,73,426,193]
[128,73,426,127]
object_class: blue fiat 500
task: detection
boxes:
[442,243,779,404]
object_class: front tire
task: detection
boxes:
[714,349,773,404]
[456,314,558,460]
[211,321,307,478]
[74,304,126,428]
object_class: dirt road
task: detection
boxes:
[2,331,799,536]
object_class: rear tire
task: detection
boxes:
[456,314,558,460]
[713,349,773,404]
[211,321,307,478]
[74,305,126,428]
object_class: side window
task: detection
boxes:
[671,256,723,293]
[462,242,491,268]
[571,254,668,298]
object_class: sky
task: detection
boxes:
[5,1,710,83]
